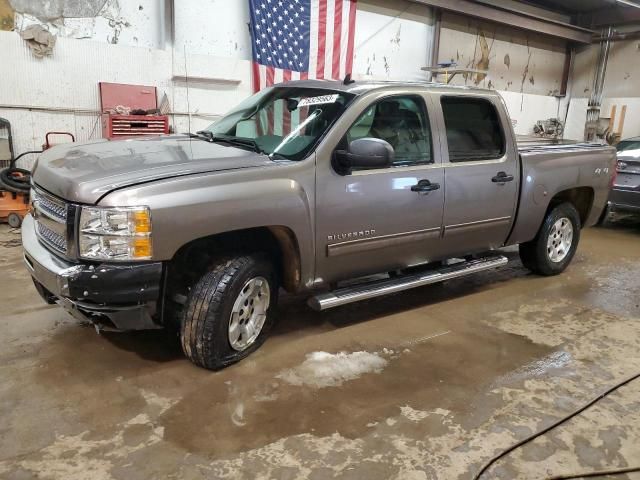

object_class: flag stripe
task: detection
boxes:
[266,66,275,87]
[282,70,292,133]
[345,0,356,74]
[332,0,343,79]
[267,66,275,133]
[339,0,351,77]
[308,0,319,80]
[316,0,328,79]
[324,0,335,79]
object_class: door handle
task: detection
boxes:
[411,179,441,193]
[492,171,514,183]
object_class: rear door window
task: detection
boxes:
[441,97,505,162]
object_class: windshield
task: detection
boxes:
[617,140,640,152]
[203,87,355,160]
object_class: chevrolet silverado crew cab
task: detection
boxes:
[23,80,616,370]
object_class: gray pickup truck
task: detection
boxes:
[22,80,616,370]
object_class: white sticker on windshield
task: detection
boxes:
[297,94,339,108]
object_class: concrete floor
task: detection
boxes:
[1,216,640,480]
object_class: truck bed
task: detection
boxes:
[508,137,616,247]
[516,136,609,153]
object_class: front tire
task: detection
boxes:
[519,202,581,276]
[180,254,278,370]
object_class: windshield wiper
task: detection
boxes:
[213,135,263,154]
[190,131,264,154]
[195,130,214,141]
[186,131,215,142]
[270,152,290,160]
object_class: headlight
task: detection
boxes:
[78,206,153,261]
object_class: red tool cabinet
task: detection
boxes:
[99,82,169,139]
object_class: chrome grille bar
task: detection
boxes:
[32,186,70,256]
[36,221,67,254]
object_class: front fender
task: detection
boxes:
[99,162,316,287]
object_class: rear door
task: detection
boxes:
[434,94,519,255]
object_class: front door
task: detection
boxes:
[436,95,519,256]
[315,94,445,284]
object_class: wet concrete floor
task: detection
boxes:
[1,215,640,479]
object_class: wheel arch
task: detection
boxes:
[508,185,595,246]
[546,186,594,227]
[167,225,303,294]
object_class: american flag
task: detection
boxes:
[249,0,358,92]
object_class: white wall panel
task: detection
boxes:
[498,90,560,136]
[173,0,252,59]
[0,31,172,111]
[353,0,433,81]
[564,97,588,142]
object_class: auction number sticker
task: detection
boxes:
[298,94,339,107]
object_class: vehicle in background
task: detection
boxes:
[21,80,616,370]
[601,137,640,222]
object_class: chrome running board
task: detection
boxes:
[308,255,508,311]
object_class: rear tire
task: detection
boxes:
[180,254,278,370]
[519,202,581,276]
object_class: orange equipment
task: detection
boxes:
[0,190,29,228]
[0,120,76,228]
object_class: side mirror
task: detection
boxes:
[333,137,394,175]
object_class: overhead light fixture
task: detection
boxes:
[617,0,640,8]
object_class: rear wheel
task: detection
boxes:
[519,202,581,276]
[180,254,278,370]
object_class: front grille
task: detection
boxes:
[33,187,71,256]
[36,221,67,253]
[35,192,67,222]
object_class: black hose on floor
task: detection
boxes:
[472,371,640,480]
[547,465,640,479]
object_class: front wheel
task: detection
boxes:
[519,202,581,276]
[180,254,278,370]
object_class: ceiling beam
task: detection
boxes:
[581,7,640,27]
[408,0,594,44]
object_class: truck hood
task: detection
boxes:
[32,135,277,204]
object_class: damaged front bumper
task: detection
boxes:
[21,214,164,331]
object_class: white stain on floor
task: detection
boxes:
[276,351,388,388]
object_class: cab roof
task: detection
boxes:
[275,78,497,96]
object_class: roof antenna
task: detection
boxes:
[343,73,355,85]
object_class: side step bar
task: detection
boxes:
[308,255,508,311]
